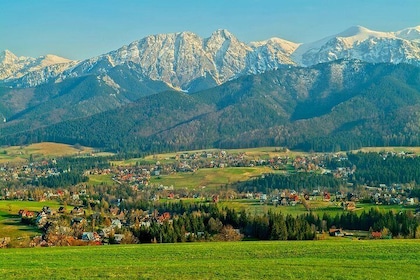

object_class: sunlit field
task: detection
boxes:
[0,240,418,279]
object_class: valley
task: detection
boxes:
[0,143,419,249]
[1,10,420,279]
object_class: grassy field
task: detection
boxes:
[0,200,64,213]
[352,146,420,155]
[150,166,278,190]
[218,198,417,217]
[88,174,115,186]
[0,239,418,279]
[0,142,94,163]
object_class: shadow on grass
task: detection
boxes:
[18,228,41,233]
[2,221,21,226]
[0,213,19,219]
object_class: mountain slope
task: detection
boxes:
[4,60,419,152]
[0,63,172,135]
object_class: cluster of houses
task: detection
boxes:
[19,204,175,247]
[2,149,419,214]
[0,159,62,182]
[328,228,391,239]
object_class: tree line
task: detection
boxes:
[120,201,420,242]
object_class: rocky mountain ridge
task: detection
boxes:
[1,25,419,90]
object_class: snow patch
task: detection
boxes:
[102,75,120,94]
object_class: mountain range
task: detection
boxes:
[0,25,420,152]
[1,25,419,90]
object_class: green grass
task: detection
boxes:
[0,240,418,279]
[218,199,417,217]
[219,199,345,216]
[150,167,276,190]
[0,200,63,213]
[88,174,115,186]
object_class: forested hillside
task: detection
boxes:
[1,60,419,152]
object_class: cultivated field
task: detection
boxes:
[0,239,418,279]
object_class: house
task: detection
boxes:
[371,231,382,239]
[18,209,34,218]
[141,221,151,227]
[82,232,101,242]
[71,206,85,216]
[98,227,111,238]
[343,201,356,211]
[329,228,344,237]
[111,219,122,229]
[113,234,124,244]
[157,212,171,223]
[71,217,85,225]
[35,213,48,227]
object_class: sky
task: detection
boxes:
[1,0,419,60]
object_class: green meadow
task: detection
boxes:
[150,166,277,190]
[88,174,115,186]
[0,240,418,279]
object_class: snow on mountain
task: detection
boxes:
[395,26,420,43]
[0,50,19,65]
[292,25,420,66]
[247,38,300,72]
[0,50,77,86]
[57,29,298,90]
[1,25,420,89]
[0,50,31,80]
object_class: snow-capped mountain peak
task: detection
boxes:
[39,54,73,66]
[0,50,19,64]
[1,25,420,89]
[395,25,420,42]
[58,29,295,91]
[211,29,235,39]
[250,38,300,55]
[292,25,420,66]
[0,50,77,86]
[336,25,395,42]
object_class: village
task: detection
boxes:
[0,149,418,247]
[1,149,418,207]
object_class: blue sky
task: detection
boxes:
[1,0,419,60]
